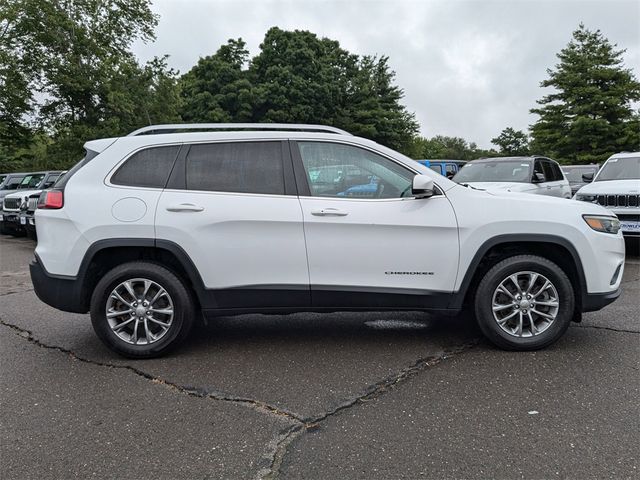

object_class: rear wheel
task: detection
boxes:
[474,255,574,350]
[90,262,194,358]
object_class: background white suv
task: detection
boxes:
[574,152,640,238]
[30,124,624,357]
[452,156,572,198]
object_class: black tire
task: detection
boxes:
[474,255,575,351]
[90,261,195,358]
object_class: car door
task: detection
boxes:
[550,161,571,198]
[155,140,310,309]
[292,140,459,309]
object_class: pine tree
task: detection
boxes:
[491,127,530,156]
[530,24,640,164]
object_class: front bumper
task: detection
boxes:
[582,287,622,312]
[30,254,88,313]
[0,211,26,231]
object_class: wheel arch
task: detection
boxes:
[452,234,587,314]
[77,238,206,312]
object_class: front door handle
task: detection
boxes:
[311,208,349,217]
[166,203,204,212]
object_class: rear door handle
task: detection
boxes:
[166,203,204,212]
[311,207,349,217]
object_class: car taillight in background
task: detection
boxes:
[38,190,64,209]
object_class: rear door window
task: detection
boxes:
[550,162,563,181]
[185,141,285,195]
[541,161,555,182]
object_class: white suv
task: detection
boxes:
[30,124,625,357]
[452,156,572,198]
[574,152,640,238]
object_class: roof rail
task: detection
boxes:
[127,123,351,137]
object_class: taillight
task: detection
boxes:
[38,190,64,209]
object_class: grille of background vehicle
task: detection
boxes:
[27,196,38,212]
[597,194,640,208]
[3,197,21,210]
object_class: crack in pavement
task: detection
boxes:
[0,315,479,480]
[258,339,481,479]
[572,324,640,334]
[0,289,34,297]
[257,424,306,480]
[0,319,304,424]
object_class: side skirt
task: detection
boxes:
[199,285,461,318]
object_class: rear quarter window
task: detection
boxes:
[111,145,181,188]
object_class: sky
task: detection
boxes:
[132,0,640,148]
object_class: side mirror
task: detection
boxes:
[412,175,434,199]
[532,172,546,183]
[582,172,594,183]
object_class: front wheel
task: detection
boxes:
[474,255,575,350]
[90,262,194,358]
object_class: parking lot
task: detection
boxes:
[0,235,638,479]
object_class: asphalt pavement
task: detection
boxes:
[0,235,638,479]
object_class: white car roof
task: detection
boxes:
[608,151,639,159]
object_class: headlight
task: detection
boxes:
[576,194,597,202]
[583,215,620,234]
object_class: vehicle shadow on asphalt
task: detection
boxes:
[184,310,482,351]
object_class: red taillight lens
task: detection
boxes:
[38,190,64,209]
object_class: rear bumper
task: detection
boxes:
[582,287,622,312]
[29,254,88,313]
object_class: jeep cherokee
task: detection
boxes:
[29,124,625,358]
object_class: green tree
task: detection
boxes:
[412,135,496,160]
[1,0,181,168]
[180,39,253,123]
[491,127,530,156]
[530,24,640,164]
[180,28,419,154]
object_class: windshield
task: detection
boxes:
[1,176,24,190]
[18,173,46,189]
[453,161,531,183]
[595,157,640,181]
[562,167,598,182]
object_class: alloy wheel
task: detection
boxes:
[491,271,559,337]
[105,278,175,345]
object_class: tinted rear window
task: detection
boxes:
[185,141,285,195]
[111,146,180,188]
[550,162,563,181]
